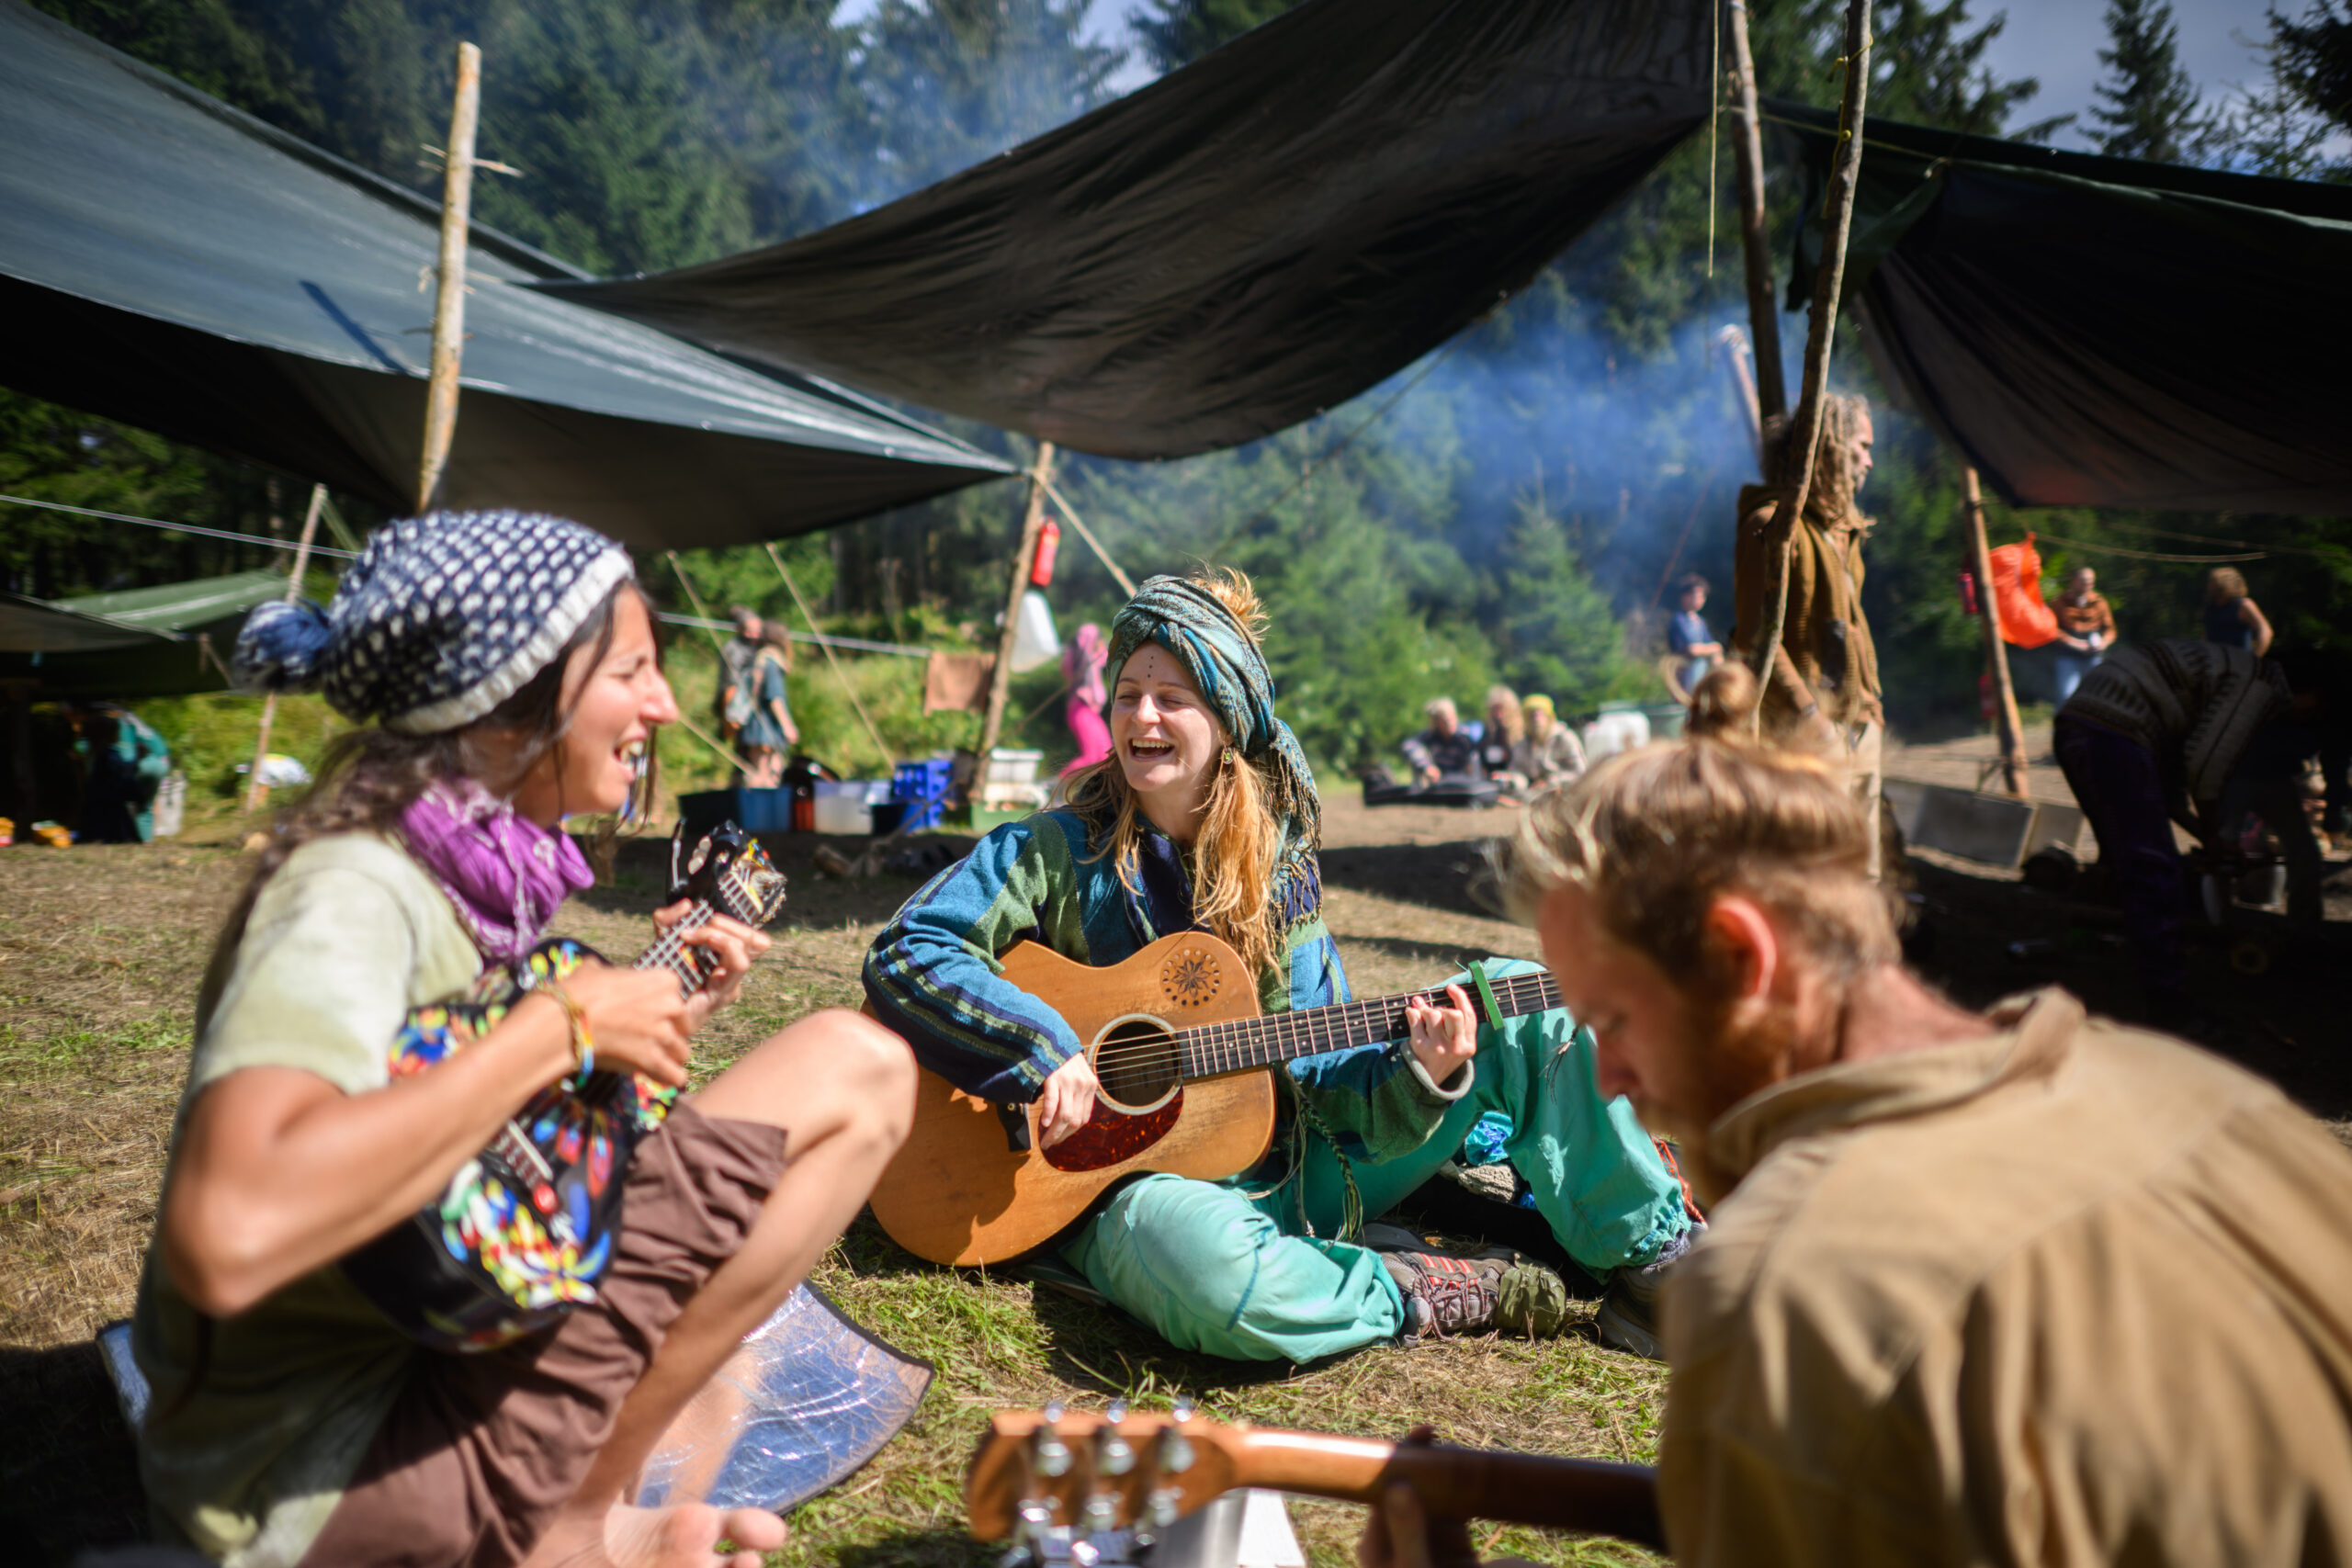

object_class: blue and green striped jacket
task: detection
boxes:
[861,808,1470,1167]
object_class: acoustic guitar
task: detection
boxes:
[965,1404,1664,1555]
[868,932,1563,1267]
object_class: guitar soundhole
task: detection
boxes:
[1092,1018,1182,1111]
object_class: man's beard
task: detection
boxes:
[1656,985,1820,1211]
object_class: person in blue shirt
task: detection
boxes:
[1667,574,1723,701]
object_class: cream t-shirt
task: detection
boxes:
[133,834,481,1567]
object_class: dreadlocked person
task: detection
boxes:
[865,570,1694,1361]
[1731,392,1885,877]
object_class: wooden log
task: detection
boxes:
[977,443,1057,760]
[1726,0,1786,425]
[243,483,327,812]
[1748,0,1871,703]
[416,42,481,513]
[1962,465,2030,796]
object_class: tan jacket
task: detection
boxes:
[1659,989,2352,1567]
[1731,483,1883,728]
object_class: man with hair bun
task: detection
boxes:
[1359,731,2352,1568]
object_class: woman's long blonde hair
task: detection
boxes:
[1764,391,1871,523]
[1066,570,1286,980]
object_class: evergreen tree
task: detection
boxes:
[2269,0,2352,177]
[1131,0,1297,73]
[2087,0,2204,162]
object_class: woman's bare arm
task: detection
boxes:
[2243,596,2274,658]
[163,964,692,1316]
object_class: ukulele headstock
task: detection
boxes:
[668,822,789,930]
[967,1399,1240,1554]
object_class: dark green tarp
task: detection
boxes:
[543,0,1713,461]
[0,0,1012,549]
[1774,100,2352,514]
[0,569,289,696]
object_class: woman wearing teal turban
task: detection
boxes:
[865,570,1692,1359]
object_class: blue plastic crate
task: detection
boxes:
[892,758,953,802]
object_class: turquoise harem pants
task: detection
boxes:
[1058,960,1687,1363]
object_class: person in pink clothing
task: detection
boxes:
[1060,622,1113,777]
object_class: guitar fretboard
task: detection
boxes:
[1175,967,1562,1078]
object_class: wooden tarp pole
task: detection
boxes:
[416,42,481,513]
[243,483,328,811]
[977,443,1057,760]
[1716,323,1763,465]
[1961,466,2030,796]
[1749,0,1871,704]
[1726,0,1787,426]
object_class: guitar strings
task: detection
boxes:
[1083,970,1561,1076]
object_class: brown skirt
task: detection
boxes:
[298,1102,789,1568]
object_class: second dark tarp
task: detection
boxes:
[545,0,1713,461]
[1775,100,2352,515]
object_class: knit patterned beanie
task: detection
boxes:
[232,511,635,734]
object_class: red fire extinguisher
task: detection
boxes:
[1030,518,1060,589]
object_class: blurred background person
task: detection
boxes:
[2203,566,2273,657]
[737,621,798,787]
[1059,622,1112,779]
[1477,685,1525,792]
[2050,565,2115,705]
[1515,694,1587,792]
[718,604,762,768]
[1666,573,1723,701]
[1401,696,1480,785]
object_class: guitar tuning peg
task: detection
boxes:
[1034,1404,1073,1479]
[1080,1489,1120,1535]
[1158,1418,1194,1475]
[1097,1403,1136,1476]
[1148,1486,1182,1529]
[1069,1539,1102,1568]
[1170,1395,1196,1422]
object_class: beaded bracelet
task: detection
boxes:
[539,982,595,1077]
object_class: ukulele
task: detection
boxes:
[868,932,1564,1267]
[965,1404,1664,1557]
[341,823,788,1351]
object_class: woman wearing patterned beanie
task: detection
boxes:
[133,512,911,1568]
[864,569,1694,1361]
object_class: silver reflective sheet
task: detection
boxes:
[635,1282,933,1512]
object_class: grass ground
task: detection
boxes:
[0,796,1655,1568]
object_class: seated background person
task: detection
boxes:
[1365,728,2352,1568]
[1665,574,1722,701]
[865,571,1692,1361]
[1401,696,1482,786]
[137,513,912,1568]
[1514,695,1587,792]
[1476,687,1524,791]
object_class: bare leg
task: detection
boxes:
[521,1009,915,1568]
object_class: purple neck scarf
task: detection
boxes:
[401,779,594,964]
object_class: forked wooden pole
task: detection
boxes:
[416,42,481,513]
[1726,0,1787,427]
[244,484,328,811]
[978,443,1057,760]
[1749,0,1871,707]
[1961,466,2030,796]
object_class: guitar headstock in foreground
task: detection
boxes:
[967,1403,1666,1559]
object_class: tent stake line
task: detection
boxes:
[978,445,1057,761]
[766,542,894,770]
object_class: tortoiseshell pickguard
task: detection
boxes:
[1039,1093,1185,1172]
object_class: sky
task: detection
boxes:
[836,0,2298,144]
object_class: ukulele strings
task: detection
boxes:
[1084,969,1561,1074]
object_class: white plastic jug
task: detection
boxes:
[1009,589,1060,673]
[1579,709,1651,763]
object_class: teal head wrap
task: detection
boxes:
[1104,575,1322,896]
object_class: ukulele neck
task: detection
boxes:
[1175,967,1560,1079]
[633,901,718,998]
